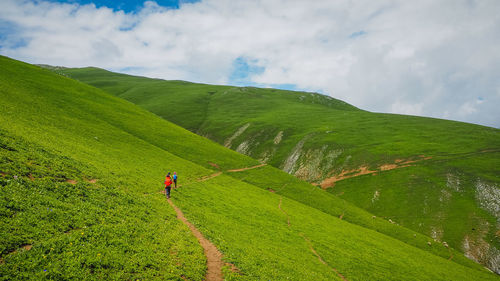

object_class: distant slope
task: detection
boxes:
[58,66,500,273]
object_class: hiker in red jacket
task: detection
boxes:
[164,173,173,199]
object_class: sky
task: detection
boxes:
[0,0,499,128]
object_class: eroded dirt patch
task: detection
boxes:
[379,164,398,171]
[321,155,432,189]
[66,179,77,185]
[1,244,33,264]
[321,166,376,189]
[208,162,220,170]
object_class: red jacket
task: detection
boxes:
[164,176,172,187]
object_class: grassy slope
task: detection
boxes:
[1,56,497,280]
[44,67,492,271]
[60,66,500,272]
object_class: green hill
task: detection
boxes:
[56,66,500,274]
[0,56,497,280]
[1,55,498,280]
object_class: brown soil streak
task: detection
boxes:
[321,166,376,189]
[226,164,266,172]
[1,244,33,264]
[198,172,223,182]
[448,248,453,260]
[300,234,348,281]
[278,197,291,227]
[168,199,223,281]
[321,155,433,190]
[208,162,221,170]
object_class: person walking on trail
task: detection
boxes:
[164,173,173,199]
[173,172,178,188]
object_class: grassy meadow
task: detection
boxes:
[0,55,498,280]
[58,66,500,273]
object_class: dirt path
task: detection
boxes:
[167,199,223,281]
[278,197,346,280]
[300,234,348,281]
[175,162,264,188]
[161,163,271,279]
[278,197,291,227]
[226,163,266,172]
[197,172,223,182]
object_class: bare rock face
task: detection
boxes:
[273,131,283,145]
[476,180,500,220]
[285,143,343,182]
[471,180,500,274]
[446,173,461,192]
[224,123,250,148]
[282,135,310,174]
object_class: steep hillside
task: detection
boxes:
[2,56,499,280]
[58,66,500,273]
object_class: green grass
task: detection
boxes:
[174,174,496,280]
[58,66,500,272]
[1,55,498,280]
[0,130,206,280]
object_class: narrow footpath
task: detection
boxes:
[279,197,348,280]
[167,199,223,281]
[166,163,266,280]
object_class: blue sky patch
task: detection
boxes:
[0,20,29,49]
[349,30,367,38]
[267,83,298,91]
[229,56,265,86]
[45,0,200,13]
[228,57,301,92]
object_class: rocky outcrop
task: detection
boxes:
[224,123,250,148]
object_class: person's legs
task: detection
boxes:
[166,186,171,198]
[174,179,177,188]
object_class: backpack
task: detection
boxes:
[164,177,172,187]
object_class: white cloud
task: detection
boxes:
[1,0,499,127]
[390,101,423,116]
[459,101,477,116]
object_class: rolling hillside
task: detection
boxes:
[56,66,500,274]
[1,56,499,280]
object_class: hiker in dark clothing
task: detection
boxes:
[164,173,173,199]
[173,172,178,188]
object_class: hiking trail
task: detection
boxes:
[300,234,348,281]
[226,163,266,172]
[278,196,291,227]
[164,163,265,279]
[279,196,347,280]
[168,199,223,281]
